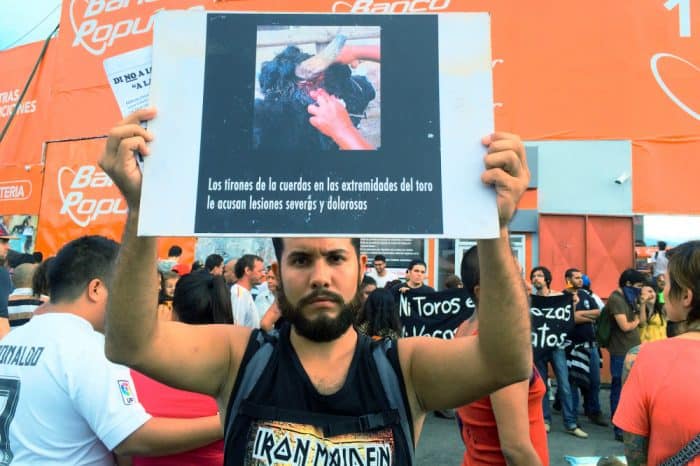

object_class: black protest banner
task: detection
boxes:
[398,288,475,339]
[530,293,575,359]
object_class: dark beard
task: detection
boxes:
[277,286,362,342]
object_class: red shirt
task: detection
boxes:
[455,368,549,465]
[130,370,224,466]
[613,338,700,465]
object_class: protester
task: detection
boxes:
[100,108,532,464]
[444,274,464,289]
[393,259,435,294]
[259,267,283,332]
[131,271,231,465]
[456,248,548,465]
[638,280,666,343]
[530,266,585,437]
[0,236,222,464]
[160,271,179,300]
[614,240,700,465]
[356,288,401,340]
[605,268,646,441]
[564,268,605,431]
[359,275,377,305]
[7,263,42,328]
[158,245,184,274]
[31,256,53,302]
[649,240,668,279]
[231,254,265,327]
[222,258,237,286]
[204,253,225,276]
[365,254,397,288]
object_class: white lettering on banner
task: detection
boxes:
[58,165,127,227]
[403,325,456,339]
[0,181,31,201]
[650,53,700,120]
[69,0,204,56]
[332,0,450,13]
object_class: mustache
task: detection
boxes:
[297,288,345,308]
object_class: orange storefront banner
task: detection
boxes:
[0,164,45,215]
[35,137,195,260]
[47,0,700,142]
[0,40,56,166]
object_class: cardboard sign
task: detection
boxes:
[139,11,498,238]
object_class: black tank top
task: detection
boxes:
[223,324,414,465]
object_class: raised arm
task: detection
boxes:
[100,109,250,400]
[398,133,531,414]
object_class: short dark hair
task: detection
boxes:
[658,241,667,251]
[173,273,232,324]
[530,266,552,287]
[618,268,646,288]
[49,236,119,303]
[407,259,426,271]
[443,274,463,289]
[564,268,580,281]
[191,260,203,272]
[460,246,480,303]
[167,245,182,257]
[32,256,54,297]
[204,253,224,272]
[272,238,360,264]
[234,254,263,280]
[373,254,386,263]
[361,275,377,289]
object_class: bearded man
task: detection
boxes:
[100,108,532,466]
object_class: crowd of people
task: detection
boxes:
[0,107,697,466]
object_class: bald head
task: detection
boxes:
[13,263,37,289]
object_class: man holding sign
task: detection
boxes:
[100,108,532,465]
[530,266,587,438]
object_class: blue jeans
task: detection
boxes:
[610,354,625,436]
[571,345,602,416]
[535,348,578,429]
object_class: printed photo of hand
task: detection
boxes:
[308,89,374,150]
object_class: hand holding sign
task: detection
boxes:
[481,133,530,230]
[99,108,156,208]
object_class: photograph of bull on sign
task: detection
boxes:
[253,26,381,151]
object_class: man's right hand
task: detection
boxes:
[99,108,157,209]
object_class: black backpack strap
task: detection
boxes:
[372,338,415,466]
[224,329,277,447]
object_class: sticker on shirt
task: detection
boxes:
[117,380,136,405]
[246,420,394,465]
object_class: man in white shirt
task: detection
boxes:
[0,236,222,465]
[650,240,669,279]
[231,254,265,327]
[364,254,397,288]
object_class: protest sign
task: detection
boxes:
[398,288,475,339]
[530,293,575,359]
[139,10,497,238]
[103,46,153,118]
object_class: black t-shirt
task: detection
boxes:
[570,289,599,344]
[224,324,414,465]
